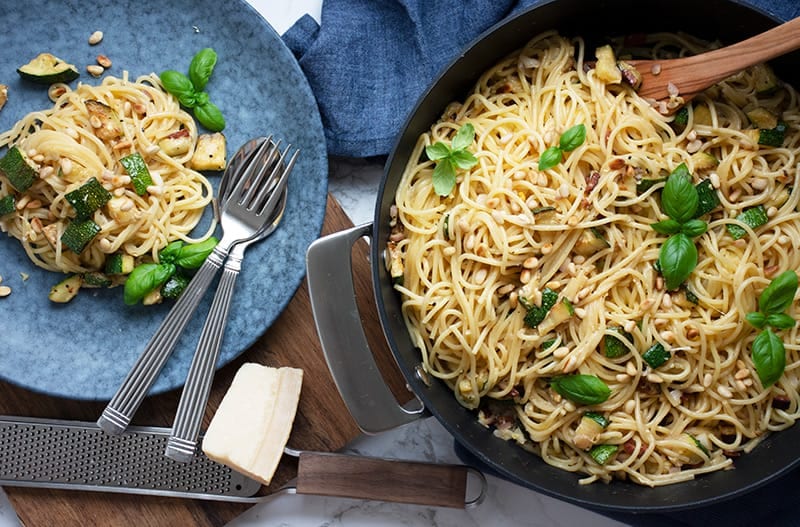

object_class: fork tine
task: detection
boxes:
[237,139,283,208]
[223,138,279,209]
[250,147,298,216]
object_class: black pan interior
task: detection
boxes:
[372,0,800,512]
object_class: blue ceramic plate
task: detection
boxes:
[0,0,328,399]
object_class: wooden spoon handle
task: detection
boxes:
[295,451,485,509]
[637,16,800,100]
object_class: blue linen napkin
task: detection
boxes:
[283,0,799,158]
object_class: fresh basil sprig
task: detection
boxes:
[160,48,225,132]
[426,123,479,196]
[746,270,798,387]
[550,374,611,405]
[538,124,587,170]
[651,163,708,290]
[123,237,218,305]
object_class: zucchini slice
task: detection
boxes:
[636,177,667,194]
[105,252,135,275]
[0,194,14,216]
[757,122,787,147]
[120,152,153,195]
[49,274,82,303]
[589,444,619,465]
[523,287,559,328]
[726,205,769,239]
[17,53,79,85]
[573,227,610,257]
[694,179,720,217]
[65,177,112,219]
[600,326,632,358]
[81,271,113,288]
[0,146,38,192]
[61,219,100,253]
[642,342,671,369]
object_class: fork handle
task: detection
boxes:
[97,245,229,435]
[165,252,244,461]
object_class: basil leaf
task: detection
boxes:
[746,311,767,329]
[159,240,184,264]
[432,160,456,196]
[559,124,587,152]
[759,270,798,316]
[159,70,195,99]
[175,237,219,269]
[189,48,218,91]
[177,92,198,108]
[651,219,681,235]
[193,91,210,107]
[662,165,698,223]
[425,142,452,161]
[766,313,796,330]
[550,374,611,405]
[123,263,176,305]
[752,329,785,387]
[538,146,563,171]
[450,149,478,170]
[451,123,475,151]
[658,233,697,290]
[681,218,708,237]
[194,101,225,132]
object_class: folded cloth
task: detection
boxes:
[283,0,799,158]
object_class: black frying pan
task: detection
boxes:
[308,0,800,512]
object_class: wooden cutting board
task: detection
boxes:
[0,195,413,527]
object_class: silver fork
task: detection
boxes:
[97,139,287,435]
[165,152,295,462]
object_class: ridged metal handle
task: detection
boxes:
[165,249,244,462]
[97,244,229,435]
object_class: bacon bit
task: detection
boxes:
[585,170,601,194]
[764,264,780,277]
[772,395,791,410]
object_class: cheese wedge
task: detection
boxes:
[202,363,303,485]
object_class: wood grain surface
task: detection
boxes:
[0,195,413,527]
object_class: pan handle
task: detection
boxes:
[306,223,424,434]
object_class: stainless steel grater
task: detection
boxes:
[0,416,263,501]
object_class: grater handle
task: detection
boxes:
[294,451,486,509]
[97,248,228,435]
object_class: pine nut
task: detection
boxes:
[498,283,515,295]
[88,30,104,45]
[574,307,587,318]
[523,256,539,269]
[626,361,638,377]
[616,373,630,383]
[553,346,569,359]
[703,373,713,387]
[736,380,748,392]
[60,158,73,175]
[717,385,732,398]
[558,183,570,198]
[87,65,104,77]
[509,291,518,309]
[89,115,102,128]
[647,373,663,383]
[0,286,11,297]
[624,399,636,414]
[624,320,637,334]
[545,280,561,290]
[474,268,488,284]
[751,178,768,191]
[709,173,721,189]
[735,369,749,380]
[520,269,532,284]
[96,54,112,68]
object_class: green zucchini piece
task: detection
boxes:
[573,227,610,257]
[105,252,135,274]
[161,273,189,299]
[685,433,710,458]
[65,177,112,219]
[726,205,769,239]
[589,444,619,465]
[49,274,82,303]
[81,272,112,288]
[747,107,778,130]
[61,219,100,253]
[758,122,787,147]
[683,285,700,305]
[636,177,667,194]
[17,53,79,85]
[119,153,153,195]
[690,152,718,173]
[537,297,574,335]
[523,287,559,328]
[0,194,14,215]
[752,63,779,95]
[694,179,720,217]
[0,146,38,192]
[642,342,671,369]
[583,411,610,428]
[672,107,689,130]
[600,326,632,358]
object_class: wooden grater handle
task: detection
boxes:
[294,451,485,509]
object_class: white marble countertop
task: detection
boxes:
[0,2,628,525]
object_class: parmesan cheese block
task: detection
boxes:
[202,363,303,485]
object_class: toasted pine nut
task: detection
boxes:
[717,385,733,398]
[616,373,630,383]
[624,399,636,414]
[96,54,112,68]
[626,361,638,377]
[523,256,539,269]
[87,65,104,77]
[0,286,11,297]
[88,30,104,45]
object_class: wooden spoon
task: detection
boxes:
[626,16,800,112]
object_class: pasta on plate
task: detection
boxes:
[390,31,800,486]
[0,73,214,276]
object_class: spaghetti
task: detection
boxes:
[0,72,214,275]
[391,31,800,486]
